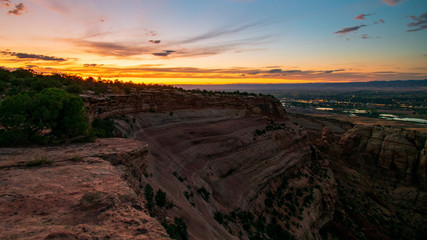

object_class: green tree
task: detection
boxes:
[144,183,154,212]
[155,189,167,207]
[55,94,88,137]
[164,217,188,240]
[0,88,88,146]
[0,93,35,145]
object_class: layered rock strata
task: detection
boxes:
[289,113,427,239]
[101,91,337,239]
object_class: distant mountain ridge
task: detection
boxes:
[175,79,427,92]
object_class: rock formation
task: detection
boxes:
[81,90,338,239]
[1,90,425,240]
[0,138,170,239]
[289,113,427,239]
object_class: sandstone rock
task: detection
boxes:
[0,139,170,240]
[83,89,287,122]
[340,125,427,188]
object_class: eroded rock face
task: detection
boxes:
[80,91,339,239]
[288,114,427,240]
[340,125,427,188]
[112,108,337,239]
[82,89,287,122]
[0,139,170,240]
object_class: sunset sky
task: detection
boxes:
[1,0,426,84]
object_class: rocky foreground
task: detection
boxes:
[0,139,170,240]
[1,89,426,240]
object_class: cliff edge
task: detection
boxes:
[0,138,170,240]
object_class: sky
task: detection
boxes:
[0,0,426,84]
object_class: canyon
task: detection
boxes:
[1,88,426,239]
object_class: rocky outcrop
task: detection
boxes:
[289,113,427,240]
[82,89,287,122]
[340,125,427,188]
[0,138,170,240]
[4,89,424,240]
[114,108,337,239]
[1,91,339,240]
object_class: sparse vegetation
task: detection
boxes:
[25,156,52,167]
[173,171,186,182]
[155,189,167,207]
[254,121,288,136]
[163,217,188,240]
[71,154,83,162]
[144,183,154,213]
[91,118,116,138]
[197,186,210,202]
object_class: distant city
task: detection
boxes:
[177,79,427,125]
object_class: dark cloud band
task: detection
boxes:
[1,50,67,61]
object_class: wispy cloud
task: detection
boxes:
[152,50,176,57]
[1,50,67,61]
[64,19,273,59]
[334,25,366,35]
[354,13,373,20]
[176,21,269,45]
[7,2,26,15]
[9,61,426,83]
[30,0,70,15]
[64,39,151,57]
[0,0,10,8]
[382,0,402,7]
[406,12,427,32]
[83,64,99,67]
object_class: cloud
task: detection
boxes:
[1,50,67,61]
[354,13,372,20]
[83,64,98,67]
[382,0,402,6]
[7,2,27,15]
[334,25,366,35]
[406,12,427,32]
[152,50,176,57]
[65,39,152,57]
[268,69,282,73]
[30,0,70,15]
[63,19,273,59]
[144,29,157,37]
[0,0,10,8]
[177,21,268,45]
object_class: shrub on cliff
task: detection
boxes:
[197,186,210,202]
[91,118,116,138]
[155,189,167,207]
[163,217,188,240]
[144,183,154,212]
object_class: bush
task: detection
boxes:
[144,183,154,212]
[0,88,88,146]
[66,84,83,94]
[163,217,188,240]
[155,189,167,207]
[91,118,116,138]
[197,187,210,202]
[25,156,52,167]
[214,211,225,225]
